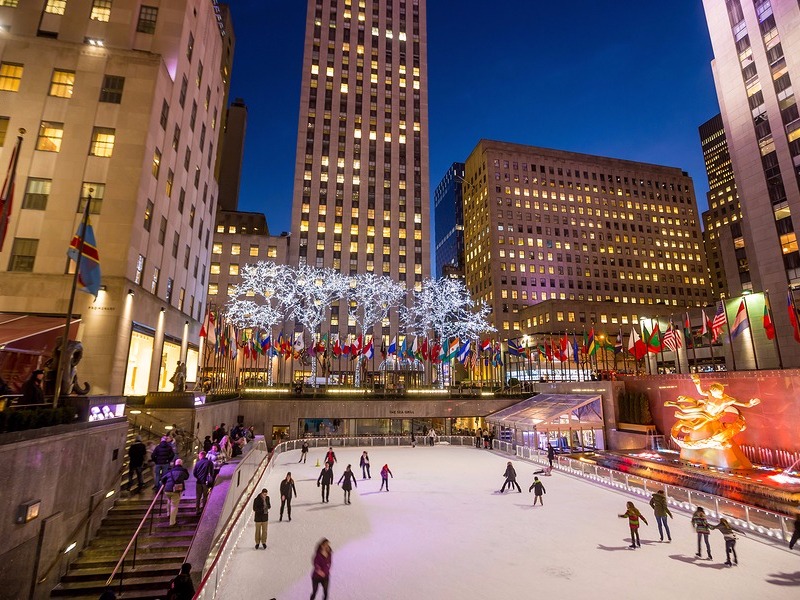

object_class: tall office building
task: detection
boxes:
[699,113,748,298]
[702,0,800,363]
[462,140,710,333]
[433,162,464,279]
[289,0,430,338]
[0,0,233,394]
[217,97,247,211]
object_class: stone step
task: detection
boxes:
[78,541,190,559]
[55,588,175,600]
[50,574,174,597]
[69,551,187,569]
[61,563,178,584]
[100,513,199,528]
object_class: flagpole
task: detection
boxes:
[0,129,25,253]
[53,189,94,408]
[741,295,759,370]
[764,290,783,369]
[706,308,716,369]
[671,316,681,375]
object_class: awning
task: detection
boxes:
[0,314,81,353]
[486,393,603,431]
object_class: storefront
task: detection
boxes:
[158,337,183,391]
[124,328,154,396]
[297,416,486,438]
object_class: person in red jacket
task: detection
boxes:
[324,447,337,467]
[379,464,393,491]
[618,501,648,549]
[310,538,332,600]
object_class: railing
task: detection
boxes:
[193,435,475,599]
[105,485,166,592]
[493,442,795,544]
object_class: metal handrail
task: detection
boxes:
[37,466,126,585]
[105,485,166,589]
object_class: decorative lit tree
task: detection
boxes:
[226,262,294,386]
[287,264,349,386]
[402,277,494,387]
[346,273,406,387]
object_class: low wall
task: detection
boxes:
[0,418,128,599]
[623,370,800,459]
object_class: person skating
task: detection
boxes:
[299,441,309,463]
[529,476,546,505]
[691,506,712,559]
[618,501,648,549]
[710,517,744,566]
[475,429,482,449]
[310,538,332,600]
[379,463,393,491]
[790,514,800,550]
[338,464,358,504]
[279,472,297,521]
[546,443,556,468]
[428,427,437,446]
[324,447,337,467]
[360,451,371,479]
[649,489,673,542]
[500,461,522,493]
[252,488,271,549]
[317,462,334,503]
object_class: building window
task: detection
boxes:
[231,244,241,256]
[179,76,188,107]
[178,188,185,213]
[0,117,8,146]
[143,199,153,231]
[212,243,222,254]
[178,288,185,311]
[158,217,167,245]
[151,267,160,295]
[189,101,197,130]
[267,246,278,258]
[89,127,115,157]
[78,182,104,214]
[90,0,111,22]
[99,75,124,103]
[227,284,236,296]
[229,264,239,276]
[135,254,145,285]
[249,244,259,257]
[136,6,158,34]
[152,148,161,177]
[8,238,38,272]
[172,232,180,258]
[159,99,169,129]
[45,0,66,15]
[208,283,218,296]
[165,277,173,303]
[49,69,75,98]
[186,32,194,62]
[209,262,220,275]
[166,169,174,197]
[22,178,51,210]
[0,1,20,7]
[196,62,203,87]
[36,121,64,152]
[0,63,24,92]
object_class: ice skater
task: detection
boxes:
[279,472,297,521]
[691,506,712,559]
[618,501,648,549]
[252,488,270,549]
[379,463,393,491]
[360,451,371,479]
[428,427,437,446]
[500,461,522,493]
[317,462,334,503]
[529,476,546,505]
[649,489,673,542]
[299,441,309,463]
[533,466,552,476]
[710,518,744,566]
[338,464,358,504]
[310,538,332,600]
[324,447,337,466]
[547,443,556,468]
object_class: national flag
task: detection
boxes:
[507,339,522,357]
[241,330,251,359]
[430,341,442,364]
[480,339,492,352]
[388,336,397,355]
[67,220,102,297]
[411,336,420,360]
[587,328,596,355]
[364,337,374,359]
[627,327,646,360]
[200,309,217,346]
[571,333,580,362]
[663,324,677,352]
[399,337,407,358]
[457,340,471,364]
[293,332,305,352]
[763,296,775,341]
[0,132,23,252]
[673,320,683,350]
[492,343,503,366]
[352,334,363,357]
[332,337,342,357]
[788,291,800,343]
[342,338,351,355]
[447,337,460,360]
[647,322,662,353]
[421,338,429,361]
[380,339,387,359]
[683,313,694,348]
[711,301,727,342]
[614,333,624,354]
[731,299,750,338]
[261,332,271,352]
[559,335,570,361]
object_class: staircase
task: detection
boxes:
[49,425,200,599]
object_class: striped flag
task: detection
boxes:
[763,295,775,340]
[731,299,749,338]
[68,220,102,297]
[788,291,800,343]
[0,131,23,252]
[711,301,727,342]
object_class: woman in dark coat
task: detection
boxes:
[337,464,358,504]
[500,461,521,493]
[310,538,332,600]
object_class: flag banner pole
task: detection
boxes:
[707,310,715,367]
[764,290,782,368]
[0,129,25,253]
[53,190,93,407]
[742,295,759,370]
[671,316,681,375]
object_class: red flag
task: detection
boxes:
[789,291,800,343]
[332,338,342,356]
[0,132,23,252]
[421,338,429,361]
[763,296,775,341]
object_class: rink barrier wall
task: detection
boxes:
[193,436,475,599]
[493,441,796,545]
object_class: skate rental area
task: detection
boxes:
[215,445,798,599]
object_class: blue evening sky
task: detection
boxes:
[227,1,719,236]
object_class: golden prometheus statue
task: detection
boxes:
[664,374,760,469]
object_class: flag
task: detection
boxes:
[480,339,492,352]
[293,332,305,352]
[421,338,429,361]
[763,296,775,341]
[507,339,522,357]
[332,337,342,357]
[67,220,102,298]
[447,337,460,360]
[572,333,580,362]
[200,309,217,346]
[364,337,374,359]
[647,322,662,353]
[411,336,420,360]
[731,299,749,338]
[241,330,251,359]
[352,334,363,357]
[788,291,800,343]
[683,313,694,348]
[457,340,471,364]
[663,324,676,352]
[430,341,442,364]
[559,335,570,361]
[627,327,646,360]
[388,336,397,355]
[614,333,624,354]
[0,132,23,252]
[261,332,271,352]
[711,300,727,342]
[673,320,683,350]
[587,328,596,355]
[399,337,407,358]
[342,338,351,356]
[492,342,503,366]
[380,339,387,359]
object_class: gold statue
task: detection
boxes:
[664,375,760,469]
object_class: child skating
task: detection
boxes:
[379,463,393,491]
[529,476,546,505]
[619,501,648,549]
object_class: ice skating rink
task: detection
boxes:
[217,445,799,599]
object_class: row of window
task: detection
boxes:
[29,0,158,33]
[0,63,125,103]
[211,244,279,258]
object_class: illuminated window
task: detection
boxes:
[90,0,111,21]
[143,200,153,231]
[45,0,66,15]
[231,244,240,256]
[49,70,75,98]
[229,264,239,276]
[0,0,20,6]
[134,254,145,285]
[78,182,104,214]
[227,284,236,296]
[151,267,160,295]
[249,245,259,257]
[152,148,161,177]
[89,127,115,157]
[36,121,64,152]
[209,263,220,275]
[0,117,8,146]
[228,225,236,233]
[212,243,223,255]
[208,283,218,295]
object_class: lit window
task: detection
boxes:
[134,254,145,285]
[78,182,104,214]
[136,5,158,34]
[36,121,64,152]
[229,264,239,276]
[0,0,20,7]
[231,244,241,256]
[90,0,111,22]
[0,117,8,146]
[49,70,75,98]
[227,284,236,296]
[152,148,161,177]
[209,263,220,275]
[249,245,259,257]
[89,127,115,157]
[0,63,24,92]
[208,283,218,296]
[45,0,66,15]
[151,267,160,295]
[143,200,153,231]
[228,225,236,233]
[212,243,223,255]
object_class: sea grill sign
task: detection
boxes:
[211,0,227,37]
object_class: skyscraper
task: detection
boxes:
[699,113,747,299]
[434,162,465,279]
[289,0,430,338]
[702,0,800,362]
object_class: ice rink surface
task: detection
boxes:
[217,445,800,599]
